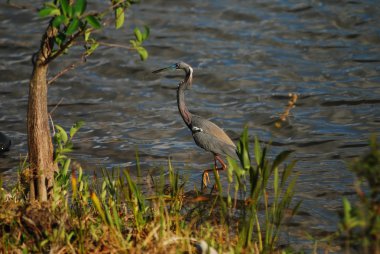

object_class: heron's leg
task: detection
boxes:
[202,155,226,189]
[215,155,227,170]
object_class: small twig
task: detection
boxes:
[5,1,37,11]
[47,38,133,86]
[97,41,133,50]
[48,58,85,85]
[49,97,64,136]
[49,114,56,137]
[49,97,64,115]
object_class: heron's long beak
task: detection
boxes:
[152,64,176,74]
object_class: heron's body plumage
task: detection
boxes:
[190,115,238,160]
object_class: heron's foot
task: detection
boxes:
[202,171,211,189]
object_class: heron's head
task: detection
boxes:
[174,62,190,70]
[153,62,193,75]
[153,62,193,89]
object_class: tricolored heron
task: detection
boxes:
[153,62,238,188]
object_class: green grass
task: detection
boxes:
[0,124,379,253]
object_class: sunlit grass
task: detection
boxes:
[0,124,298,253]
[1,123,378,253]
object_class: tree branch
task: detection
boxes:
[47,58,85,85]
[5,1,37,11]
[97,41,133,50]
[45,29,84,65]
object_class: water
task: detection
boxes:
[1,0,379,250]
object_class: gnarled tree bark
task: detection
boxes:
[27,24,57,202]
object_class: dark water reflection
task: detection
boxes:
[1,0,380,250]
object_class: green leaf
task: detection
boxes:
[44,2,58,9]
[137,47,148,61]
[65,18,79,35]
[74,0,87,16]
[129,39,137,47]
[52,15,67,28]
[115,7,125,29]
[134,27,142,42]
[62,158,71,176]
[55,125,68,144]
[59,0,69,17]
[104,201,115,227]
[342,197,352,226]
[254,136,262,165]
[68,5,74,17]
[61,147,74,154]
[70,121,84,138]
[112,200,121,231]
[84,29,91,41]
[281,160,297,188]
[54,37,62,46]
[292,200,302,216]
[271,150,292,172]
[237,126,251,170]
[86,15,101,29]
[91,192,107,224]
[38,7,60,18]
[141,25,150,41]
[54,33,66,46]
[85,40,99,56]
[273,166,279,197]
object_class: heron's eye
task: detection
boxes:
[175,64,179,69]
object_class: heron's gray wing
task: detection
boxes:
[192,131,238,160]
[191,116,235,147]
[191,115,238,159]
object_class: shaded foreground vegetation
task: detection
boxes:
[0,124,379,253]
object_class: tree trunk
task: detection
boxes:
[27,24,57,202]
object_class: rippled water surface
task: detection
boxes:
[1,0,380,249]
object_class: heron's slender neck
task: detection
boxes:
[177,67,193,127]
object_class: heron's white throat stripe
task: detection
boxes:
[192,126,203,133]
